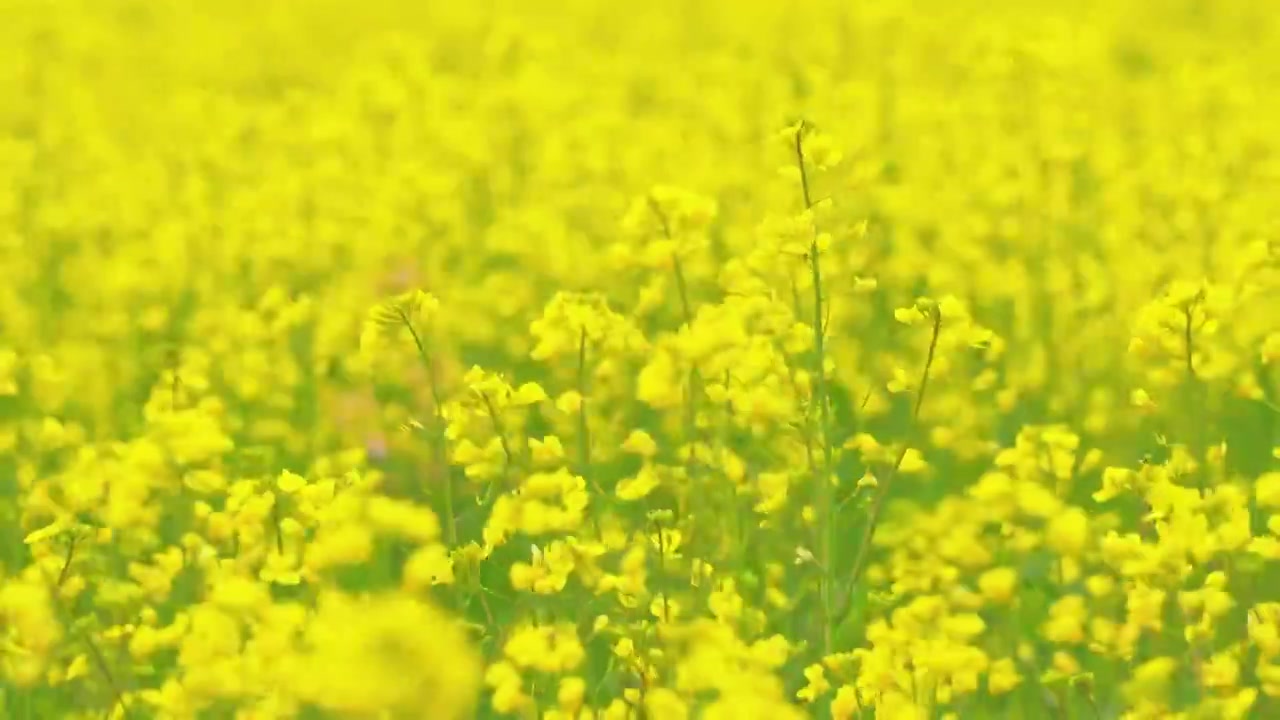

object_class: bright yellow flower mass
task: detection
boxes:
[2,0,1279,718]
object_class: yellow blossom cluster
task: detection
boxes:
[3,1,1280,719]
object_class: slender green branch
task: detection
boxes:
[270,496,285,554]
[398,309,456,546]
[576,328,593,477]
[576,328,605,537]
[794,121,815,214]
[41,544,138,720]
[397,308,445,414]
[1183,306,1197,382]
[839,308,942,617]
[478,391,517,472]
[649,196,705,491]
[786,280,821,492]
[646,197,695,327]
[55,535,78,588]
[794,121,838,654]
[651,514,672,623]
[168,347,183,411]
[1182,304,1207,494]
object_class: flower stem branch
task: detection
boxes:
[1182,304,1207,494]
[650,197,705,487]
[400,309,456,547]
[794,121,838,654]
[576,328,605,537]
[42,543,138,720]
[839,307,942,618]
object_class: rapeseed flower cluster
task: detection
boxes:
[3,0,1280,718]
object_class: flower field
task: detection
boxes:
[4,1,1280,718]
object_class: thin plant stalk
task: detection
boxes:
[400,309,457,547]
[42,541,138,720]
[649,197,706,496]
[1182,303,1207,495]
[794,121,837,653]
[576,328,605,537]
[840,308,942,617]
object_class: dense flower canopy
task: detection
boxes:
[2,0,1280,718]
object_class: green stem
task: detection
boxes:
[839,308,942,618]
[651,198,706,498]
[55,535,78,588]
[794,121,837,654]
[1182,304,1206,495]
[441,463,456,548]
[576,329,605,537]
[577,329,593,480]
[479,391,517,473]
[789,280,821,496]
[646,197,695,326]
[652,515,672,624]
[399,309,456,547]
[167,346,183,411]
[271,496,285,555]
[42,546,138,720]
